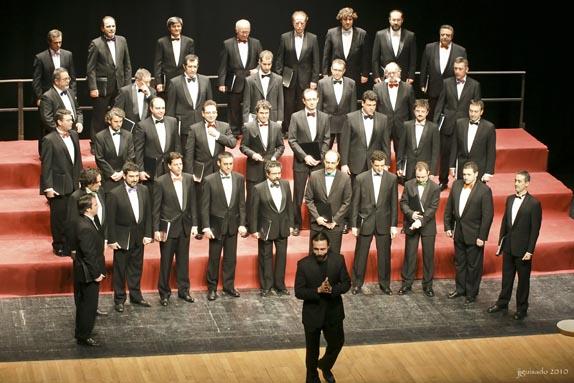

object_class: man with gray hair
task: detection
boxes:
[114,68,156,125]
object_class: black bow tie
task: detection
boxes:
[307,112,316,117]
[515,194,524,199]
[363,114,373,120]
[60,91,67,96]
[155,119,164,124]
[470,120,479,126]
[261,73,271,78]
[105,37,115,42]
[270,183,280,188]
[373,172,382,177]
[220,175,231,179]
[112,131,120,136]
[171,37,180,41]
[186,77,196,83]
[137,88,145,93]
[333,80,342,84]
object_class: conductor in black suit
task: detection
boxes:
[201,152,247,301]
[217,19,262,136]
[107,162,153,313]
[154,16,195,94]
[444,161,494,304]
[372,10,417,85]
[275,10,321,135]
[74,194,106,347]
[33,29,76,106]
[94,107,136,192]
[40,109,83,256]
[288,88,330,236]
[153,152,198,306]
[322,7,369,89]
[487,171,542,320]
[114,68,156,125]
[420,25,467,119]
[249,160,294,296]
[295,232,351,383]
[87,16,132,140]
[350,151,398,295]
[399,161,440,297]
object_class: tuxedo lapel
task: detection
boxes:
[398,30,406,56]
[181,77,194,108]
[130,85,139,118]
[255,75,265,98]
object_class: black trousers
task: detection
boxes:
[309,227,343,257]
[258,237,288,291]
[453,237,484,298]
[352,233,392,289]
[158,234,191,298]
[91,91,118,141]
[496,251,532,313]
[304,321,345,383]
[282,84,304,134]
[113,244,145,304]
[294,167,315,228]
[75,280,99,340]
[227,92,244,135]
[401,233,436,288]
[438,132,453,185]
[428,95,439,121]
[48,194,70,252]
[206,233,238,291]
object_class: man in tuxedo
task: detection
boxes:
[304,150,352,256]
[87,16,132,140]
[153,152,198,306]
[154,16,195,94]
[340,91,391,180]
[399,161,440,297]
[33,29,76,106]
[73,194,106,347]
[240,100,285,220]
[94,108,136,192]
[250,160,294,296]
[40,109,83,256]
[295,232,351,383]
[317,59,358,149]
[372,9,417,85]
[373,62,415,159]
[275,11,321,135]
[397,99,439,181]
[288,88,330,236]
[420,25,467,119]
[114,68,156,126]
[435,57,481,189]
[201,152,247,301]
[487,171,542,320]
[450,100,496,182]
[322,7,369,90]
[166,54,213,150]
[133,96,181,185]
[106,161,153,313]
[444,161,494,304]
[350,151,398,295]
[242,50,284,126]
[217,19,262,136]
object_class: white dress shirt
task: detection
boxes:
[363,112,374,146]
[106,39,117,66]
[220,172,232,206]
[295,34,303,60]
[238,41,248,68]
[468,121,479,151]
[372,170,383,204]
[136,88,145,119]
[126,184,139,223]
[56,128,75,164]
[456,75,467,100]
[439,44,452,75]
[186,76,199,108]
[50,49,61,69]
[171,37,181,66]
[305,109,317,140]
[333,79,343,104]
[387,81,398,110]
[459,185,473,217]
[267,180,282,211]
[171,172,183,209]
[205,122,218,155]
[391,29,401,56]
[154,118,167,152]
[341,29,352,59]
[415,121,425,148]
[258,123,269,150]
[260,70,270,98]
[109,127,121,155]
[511,194,525,225]
[325,170,336,196]
[55,86,75,119]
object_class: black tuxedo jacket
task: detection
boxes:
[434,76,481,135]
[304,169,352,231]
[340,110,390,175]
[450,118,496,179]
[87,35,132,94]
[294,252,351,329]
[249,179,294,239]
[153,172,198,238]
[74,215,106,283]
[351,170,398,235]
[322,26,369,82]
[242,72,284,122]
[40,130,82,195]
[114,84,157,124]
[288,109,330,172]
[166,74,213,135]
[317,76,357,134]
[372,28,417,81]
[373,81,415,133]
[106,183,152,249]
[499,193,542,257]
[32,48,76,100]
[39,87,83,131]
[183,120,237,176]
[420,42,467,98]
[400,178,440,236]
[217,37,262,93]
[444,180,494,245]
[240,121,285,182]
[133,116,181,179]
[201,171,246,239]
[398,120,440,179]
[94,128,135,190]
[153,35,195,85]
[275,31,320,89]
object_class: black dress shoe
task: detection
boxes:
[96,308,108,316]
[380,286,393,295]
[423,288,435,297]
[77,337,100,347]
[260,289,272,297]
[464,297,476,304]
[351,287,361,295]
[513,311,528,320]
[342,225,350,234]
[320,368,336,383]
[275,288,290,296]
[223,289,241,297]
[160,297,169,306]
[114,303,124,313]
[487,304,507,313]
[178,294,195,303]
[292,227,300,236]
[448,291,464,299]
[398,286,412,295]
[207,290,218,301]
[131,299,151,307]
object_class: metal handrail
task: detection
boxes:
[0,71,526,140]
